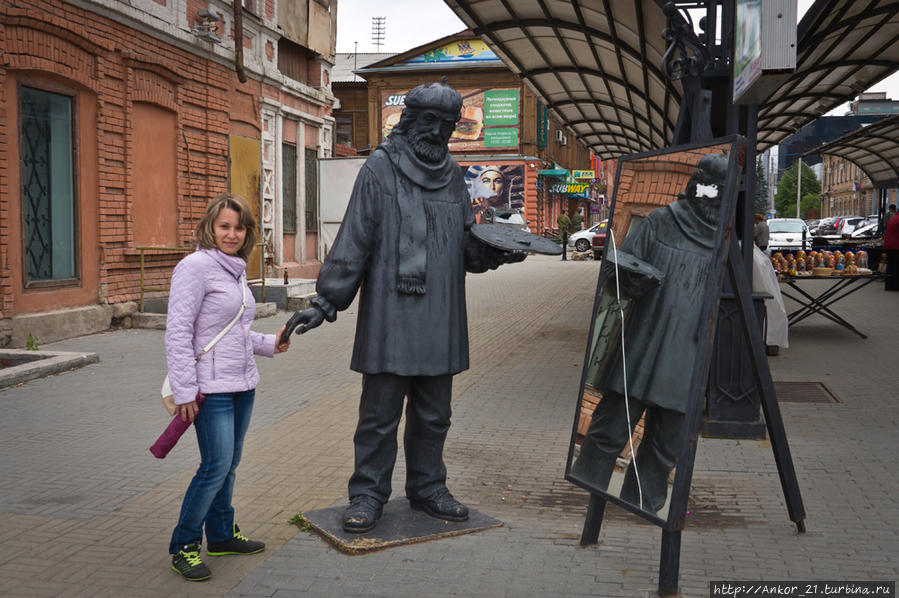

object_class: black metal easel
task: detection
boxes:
[578,4,805,594]
[579,241,806,595]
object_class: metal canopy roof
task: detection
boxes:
[444,0,899,159]
[802,114,899,186]
[757,0,899,151]
[444,0,682,160]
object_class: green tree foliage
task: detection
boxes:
[754,158,770,215]
[774,161,820,219]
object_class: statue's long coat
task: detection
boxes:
[315,147,490,376]
[602,198,718,413]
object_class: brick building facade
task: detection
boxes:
[0,0,337,346]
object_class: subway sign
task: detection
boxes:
[549,183,590,194]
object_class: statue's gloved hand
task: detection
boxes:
[280,305,325,343]
[484,246,527,269]
[502,250,527,264]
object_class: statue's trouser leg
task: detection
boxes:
[403,375,452,501]
[348,373,409,504]
[620,407,685,513]
[571,393,645,491]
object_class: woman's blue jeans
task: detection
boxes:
[169,389,254,554]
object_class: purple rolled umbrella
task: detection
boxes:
[149,394,205,459]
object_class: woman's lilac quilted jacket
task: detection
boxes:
[165,248,276,405]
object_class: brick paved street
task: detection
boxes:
[1,255,896,597]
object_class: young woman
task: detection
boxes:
[165,193,290,581]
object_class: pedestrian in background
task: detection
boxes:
[754,213,769,252]
[882,204,896,235]
[557,211,571,260]
[571,209,584,232]
[165,193,291,581]
[884,209,899,291]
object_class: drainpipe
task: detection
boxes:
[233,1,247,83]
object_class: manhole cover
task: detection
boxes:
[774,381,839,403]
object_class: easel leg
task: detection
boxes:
[727,242,807,531]
[658,529,681,596]
[580,494,606,545]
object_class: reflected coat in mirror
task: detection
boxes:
[570,154,729,515]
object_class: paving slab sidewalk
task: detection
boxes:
[1,257,896,597]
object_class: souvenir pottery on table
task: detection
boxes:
[857,250,868,269]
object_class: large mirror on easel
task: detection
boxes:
[565,137,745,525]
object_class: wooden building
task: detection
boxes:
[331,32,593,235]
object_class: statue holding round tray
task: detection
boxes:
[470,223,563,255]
[279,79,531,540]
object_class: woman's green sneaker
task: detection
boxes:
[207,524,265,556]
[171,542,211,581]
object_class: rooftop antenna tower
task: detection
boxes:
[371,16,386,51]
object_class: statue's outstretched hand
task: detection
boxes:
[484,246,527,269]
[280,306,325,344]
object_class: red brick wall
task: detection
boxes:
[610,144,732,244]
[0,2,256,314]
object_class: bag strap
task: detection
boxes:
[196,272,247,360]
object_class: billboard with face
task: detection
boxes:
[462,164,525,214]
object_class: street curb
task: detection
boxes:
[0,349,99,388]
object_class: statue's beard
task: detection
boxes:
[411,137,448,163]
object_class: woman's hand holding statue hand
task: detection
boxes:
[275,325,291,353]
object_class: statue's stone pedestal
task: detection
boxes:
[301,499,502,554]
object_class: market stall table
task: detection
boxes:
[778,273,883,339]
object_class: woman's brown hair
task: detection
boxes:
[194,193,258,261]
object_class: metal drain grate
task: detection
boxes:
[774,381,840,403]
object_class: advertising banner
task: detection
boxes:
[462,164,525,213]
[537,100,548,149]
[381,87,520,151]
[733,0,762,101]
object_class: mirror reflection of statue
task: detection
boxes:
[282,79,526,535]
[570,153,729,514]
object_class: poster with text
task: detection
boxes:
[381,88,520,151]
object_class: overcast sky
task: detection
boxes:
[335,0,899,112]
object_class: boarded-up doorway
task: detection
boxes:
[229,135,261,279]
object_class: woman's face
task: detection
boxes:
[213,207,246,255]
[480,170,506,195]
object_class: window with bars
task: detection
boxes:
[282,142,297,233]
[305,147,318,230]
[21,86,76,284]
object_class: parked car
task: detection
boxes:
[767,218,810,251]
[849,221,879,239]
[591,224,609,260]
[811,216,838,236]
[836,216,864,236]
[483,207,529,232]
[568,220,608,253]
